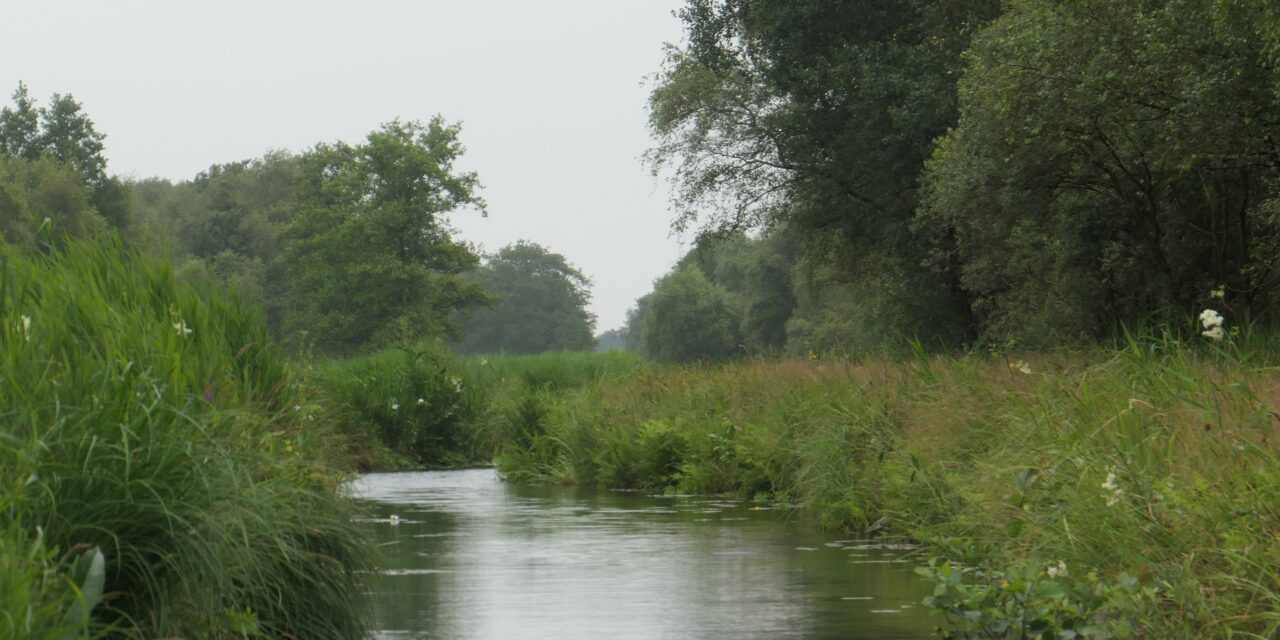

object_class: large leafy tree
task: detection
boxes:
[0,83,130,231]
[648,0,1000,348]
[918,0,1280,344]
[279,118,487,352]
[456,241,596,354]
[642,266,742,363]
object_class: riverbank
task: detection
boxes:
[0,240,372,638]
[486,340,1279,637]
[306,348,645,470]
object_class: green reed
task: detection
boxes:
[0,238,372,638]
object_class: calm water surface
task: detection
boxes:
[351,469,936,639]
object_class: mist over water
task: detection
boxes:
[352,469,935,639]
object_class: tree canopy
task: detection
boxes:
[637,0,1280,355]
[0,83,130,231]
[455,241,596,354]
[279,118,488,352]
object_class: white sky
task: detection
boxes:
[0,0,691,332]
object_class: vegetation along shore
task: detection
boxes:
[3,0,1280,637]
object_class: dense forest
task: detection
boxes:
[627,0,1280,359]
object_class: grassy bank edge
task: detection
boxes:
[481,339,1279,638]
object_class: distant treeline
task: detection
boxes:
[0,87,596,356]
[5,0,1278,362]
[626,0,1280,360]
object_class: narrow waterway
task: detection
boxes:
[351,469,936,639]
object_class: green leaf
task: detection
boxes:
[62,546,106,632]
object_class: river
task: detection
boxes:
[351,469,937,639]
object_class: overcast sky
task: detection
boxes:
[1,0,691,331]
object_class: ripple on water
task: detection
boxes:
[380,568,454,576]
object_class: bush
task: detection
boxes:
[311,341,476,468]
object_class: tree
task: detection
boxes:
[0,83,40,160]
[918,0,1280,345]
[647,0,1000,349]
[279,118,488,352]
[642,266,742,362]
[455,241,596,354]
[39,93,107,188]
[594,328,627,352]
[0,156,102,245]
[0,84,129,231]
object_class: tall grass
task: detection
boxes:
[493,338,1280,637]
[0,238,372,637]
[310,346,644,470]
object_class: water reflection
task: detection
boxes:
[351,469,935,639]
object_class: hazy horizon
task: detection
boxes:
[1,0,692,331]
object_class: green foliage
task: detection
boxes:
[0,83,129,231]
[456,241,596,354]
[594,328,627,352]
[648,0,1280,352]
[128,152,298,324]
[0,155,103,245]
[648,0,995,350]
[0,83,41,160]
[919,0,1280,347]
[919,560,1158,639]
[280,118,488,352]
[310,347,645,470]
[624,232,797,363]
[643,266,742,362]
[311,341,476,468]
[0,524,111,640]
[0,238,372,637]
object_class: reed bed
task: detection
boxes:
[0,239,372,638]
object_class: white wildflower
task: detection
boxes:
[451,377,464,393]
[1210,286,1226,300]
[1046,561,1068,579]
[1199,309,1224,330]
[172,320,192,337]
[479,358,488,366]
[1011,360,1032,375]
[417,398,426,406]
[391,402,400,411]
[20,315,31,342]
[1102,469,1124,507]
[294,404,302,412]
[1202,326,1225,342]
